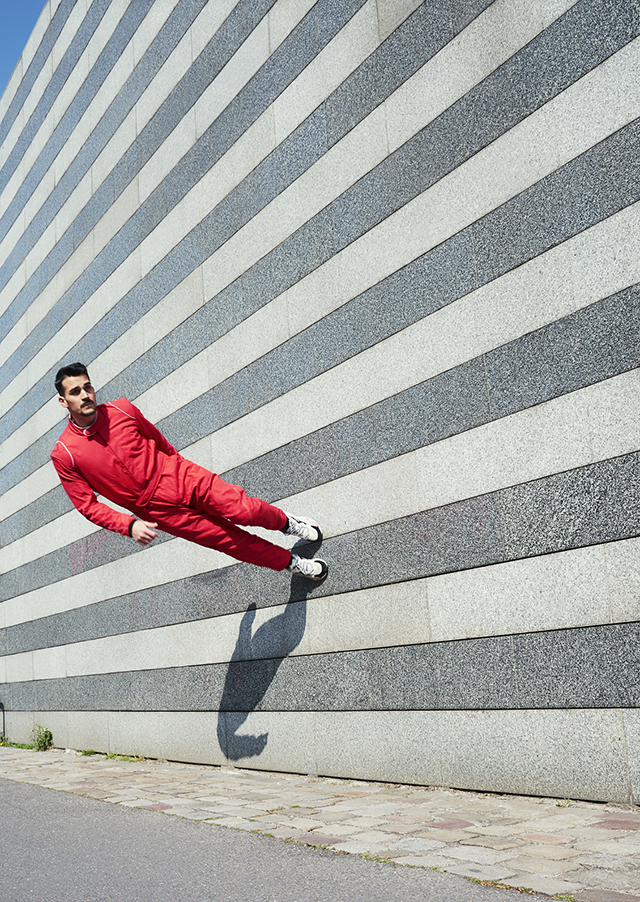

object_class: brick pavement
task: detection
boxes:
[1,747,639,900]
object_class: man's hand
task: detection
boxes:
[131,520,158,546]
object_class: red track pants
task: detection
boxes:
[139,455,291,571]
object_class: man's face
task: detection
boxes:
[58,374,97,427]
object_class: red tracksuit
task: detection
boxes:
[50,399,291,571]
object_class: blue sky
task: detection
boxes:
[0,0,47,100]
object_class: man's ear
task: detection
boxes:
[58,395,69,409]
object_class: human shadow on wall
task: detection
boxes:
[216,548,319,761]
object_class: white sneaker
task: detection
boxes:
[287,554,328,581]
[282,512,322,543]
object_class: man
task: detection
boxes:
[51,362,328,580]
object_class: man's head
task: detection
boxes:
[55,362,97,427]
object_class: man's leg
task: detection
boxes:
[177,458,287,531]
[147,456,328,577]
[150,504,292,570]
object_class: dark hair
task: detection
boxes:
[55,362,90,397]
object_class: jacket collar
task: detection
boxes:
[67,404,102,437]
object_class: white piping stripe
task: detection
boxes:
[106,401,135,418]
[52,440,74,468]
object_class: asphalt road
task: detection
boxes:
[0,778,528,902]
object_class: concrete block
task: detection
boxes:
[135,29,193,136]
[313,711,444,785]
[89,40,135,131]
[139,108,197,205]
[0,206,26,273]
[137,266,202,354]
[554,36,640,169]
[376,0,423,42]
[194,16,269,140]
[587,370,640,463]
[202,106,277,223]
[428,544,611,643]
[132,0,180,66]
[137,345,209,422]
[268,0,316,53]
[484,287,639,419]
[222,710,316,771]
[94,179,139,261]
[4,712,36,746]
[67,711,109,753]
[301,581,430,657]
[386,0,547,153]
[0,315,27,376]
[573,201,640,312]
[501,452,640,561]
[25,224,56,284]
[5,652,33,684]
[439,709,630,803]
[32,645,66,681]
[416,388,593,513]
[542,0,582,26]
[51,0,88,72]
[622,710,640,804]
[189,0,236,62]
[20,163,56,238]
[85,0,129,69]
[284,449,421,539]
[274,1,377,144]
[603,537,640,624]
[56,169,94,244]
[325,0,451,148]
[357,494,503,588]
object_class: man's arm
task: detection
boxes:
[51,449,136,537]
[130,403,178,457]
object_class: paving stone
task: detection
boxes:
[565,867,640,892]
[502,856,578,876]
[573,828,631,841]
[518,832,574,844]
[295,833,346,846]
[328,841,383,854]
[415,828,474,841]
[441,846,512,865]
[445,864,518,882]
[460,836,524,850]
[283,817,322,830]
[574,892,640,902]
[386,837,446,853]
[387,814,436,825]
[391,854,457,868]
[515,843,581,860]
[502,876,585,894]
[380,823,429,835]
[317,824,361,836]
[575,840,640,854]
[346,830,399,844]
[425,818,476,830]
[118,798,156,807]
[264,827,307,838]
[591,817,640,830]
[472,825,527,836]
[208,816,254,827]
[342,816,388,827]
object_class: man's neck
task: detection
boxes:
[70,410,98,429]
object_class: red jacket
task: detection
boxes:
[51,398,178,536]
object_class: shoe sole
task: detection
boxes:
[306,559,328,581]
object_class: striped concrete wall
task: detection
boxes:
[1,0,639,803]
